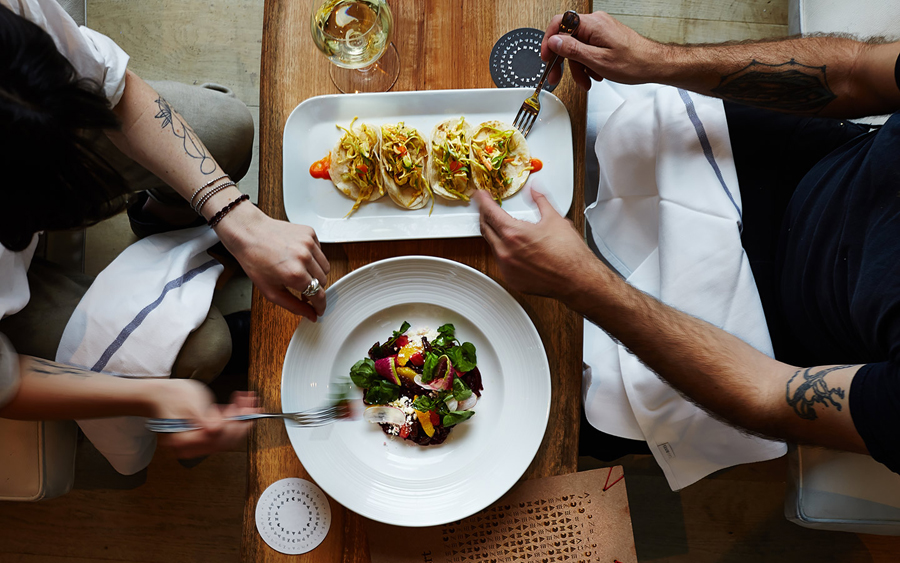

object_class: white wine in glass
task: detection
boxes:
[311,0,400,93]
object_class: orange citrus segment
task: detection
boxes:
[397,342,419,366]
[396,366,417,381]
[415,409,435,437]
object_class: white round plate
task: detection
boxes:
[281,256,551,527]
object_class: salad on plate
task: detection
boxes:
[349,321,483,446]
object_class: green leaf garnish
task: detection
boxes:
[349,358,379,389]
[452,377,473,402]
[447,342,477,372]
[364,380,400,404]
[394,321,411,338]
[421,352,440,383]
[442,410,474,427]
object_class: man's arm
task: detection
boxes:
[568,254,864,451]
[476,191,867,452]
[541,11,900,118]
[106,70,330,320]
[0,355,258,459]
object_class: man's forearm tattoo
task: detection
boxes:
[27,357,94,379]
[711,59,837,113]
[785,365,852,420]
[154,97,216,175]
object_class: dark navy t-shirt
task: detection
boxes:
[779,113,900,473]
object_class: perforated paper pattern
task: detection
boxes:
[255,478,331,555]
[489,28,559,91]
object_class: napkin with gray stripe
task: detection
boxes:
[55,226,222,474]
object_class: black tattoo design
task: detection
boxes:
[28,357,93,378]
[711,59,837,113]
[154,97,216,175]
[785,365,852,420]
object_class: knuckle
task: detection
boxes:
[295,248,312,264]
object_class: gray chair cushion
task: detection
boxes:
[55,0,85,27]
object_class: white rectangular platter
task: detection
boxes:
[282,87,573,243]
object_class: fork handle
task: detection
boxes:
[145,413,290,433]
[533,10,581,95]
[228,413,288,422]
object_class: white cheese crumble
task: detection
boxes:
[389,395,418,427]
[405,325,440,347]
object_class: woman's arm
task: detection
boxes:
[106,70,330,320]
[0,355,258,459]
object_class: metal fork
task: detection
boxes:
[512,10,581,137]
[145,402,350,433]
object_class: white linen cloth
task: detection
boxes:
[56,227,223,475]
[1,0,129,105]
[582,82,787,490]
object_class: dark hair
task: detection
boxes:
[0,6,129,251]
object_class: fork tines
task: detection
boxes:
[289,402,350,427]
[513,98,540,138]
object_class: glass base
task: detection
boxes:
[330,43,400,93]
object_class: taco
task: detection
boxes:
[469,121,531,202]
[329,117,384,215]
[380,122,432,211]
[427,117,476,201]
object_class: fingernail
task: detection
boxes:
[549,35,562,50]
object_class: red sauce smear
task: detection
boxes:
[529,158,543,173]
[309,153,331,179]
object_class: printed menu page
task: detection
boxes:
[367,466,636,563]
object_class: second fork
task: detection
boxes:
[512,10,580,137]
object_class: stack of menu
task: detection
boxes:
[367,467,636,562]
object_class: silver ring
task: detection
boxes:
[301,278,322,297]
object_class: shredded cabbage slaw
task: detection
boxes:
[381,122,433,211]
[335,116,383,215]
[470,124,526,203]
[432,117,473,201]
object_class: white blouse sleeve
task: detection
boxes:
[0,333,20,409]
[1,0,129,106]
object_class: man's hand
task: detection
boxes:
[541,11,666,90]
[149,379,259,460]
[214,204,330,321]
[475,189,598,300]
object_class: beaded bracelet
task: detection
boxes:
[208,193,250,228]
[189,174,229,209]
[193,181,237,214]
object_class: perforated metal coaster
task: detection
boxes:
[490,28,559,92]
[255,478,331,555]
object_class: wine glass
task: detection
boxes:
[310,0,400,93]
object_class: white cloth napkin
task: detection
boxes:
[56,226,223,475]
[582,83,787,490]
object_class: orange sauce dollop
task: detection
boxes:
[309,153,331,179]
[529,158,543,173]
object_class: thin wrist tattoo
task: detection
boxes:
[154,97,216,175]
[711,59,837,114]
[27,357,94,378]
[785,365,853,420]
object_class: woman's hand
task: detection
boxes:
[147,379,259,459]
[213,202,330,321]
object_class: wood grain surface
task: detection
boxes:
[243,1,588,561]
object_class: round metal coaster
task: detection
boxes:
[489,27,559,92]
[255,478,331,555]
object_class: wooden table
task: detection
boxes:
[243,1,589,561]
